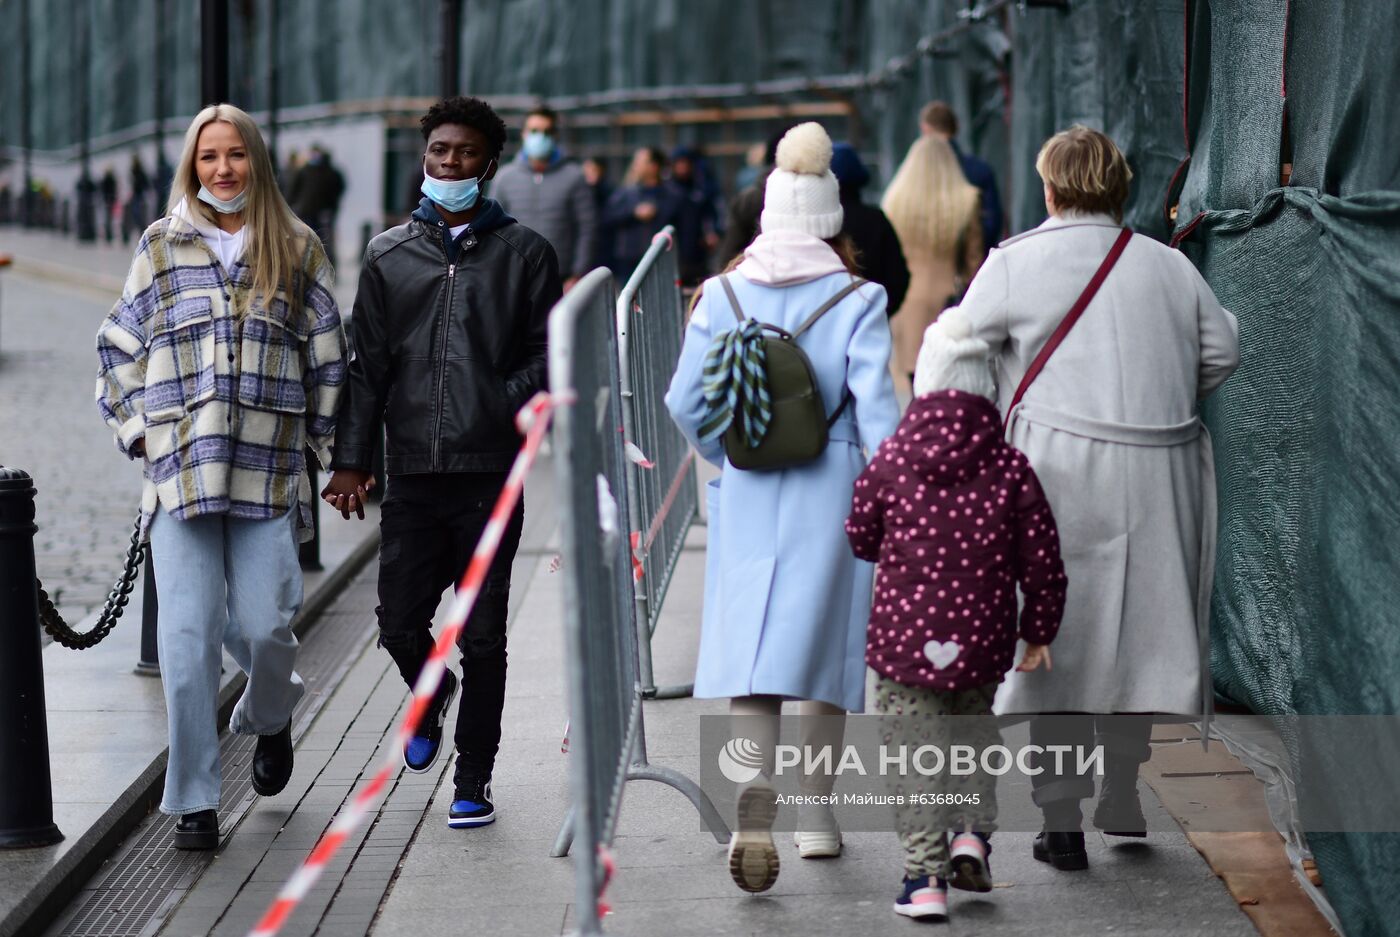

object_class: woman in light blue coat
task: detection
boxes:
[666,124,900,892]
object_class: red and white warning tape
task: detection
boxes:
[247,392,560,937]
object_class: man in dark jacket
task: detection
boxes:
[830,143,910,317]
[668,146,723,286]
[323,96,561,831]
[288,145,346,261]
[600,146,682,281]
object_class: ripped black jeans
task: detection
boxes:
[376,472,524,791]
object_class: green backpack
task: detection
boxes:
[716,274,868,472]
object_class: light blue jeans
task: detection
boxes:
[149,508,305,815]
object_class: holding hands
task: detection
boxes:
[1016,643,1053,673]
[322,469,375,520]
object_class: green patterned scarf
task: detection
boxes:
[698,319,771,448]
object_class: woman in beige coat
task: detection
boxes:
[882,135,983,392]
[948,126,1240,871]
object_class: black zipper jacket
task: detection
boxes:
[331,197,561,474]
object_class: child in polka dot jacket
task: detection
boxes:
[845,307,1068,921]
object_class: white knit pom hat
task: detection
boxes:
[913,307,996,401]
[759,123,844,239]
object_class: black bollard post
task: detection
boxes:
[134,544,160,676]
[0,467,64,848]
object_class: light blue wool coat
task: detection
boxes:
[666,262,900,713]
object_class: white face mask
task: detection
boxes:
[197,184,248,214]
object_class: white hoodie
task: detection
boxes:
[174,198,246,274]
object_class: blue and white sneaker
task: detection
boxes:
[403,671,458,774]
[448,777,496,829]
[893,875,948,921]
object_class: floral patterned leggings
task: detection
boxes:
[873,676,1002,878]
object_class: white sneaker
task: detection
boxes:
[728,781,779,893]
[793,802,842,858]
[793,829,843,858]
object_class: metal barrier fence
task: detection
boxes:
[616,228,699,700]
[547,268,727,932]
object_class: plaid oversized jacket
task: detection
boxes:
[96,213,346,541]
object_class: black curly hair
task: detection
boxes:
[420,96,508,157]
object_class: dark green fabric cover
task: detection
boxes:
[1175,3,1400,936]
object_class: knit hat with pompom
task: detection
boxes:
[913,307,996,401]
[759,123,844,239]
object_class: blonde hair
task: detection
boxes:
[167,104,310,317]
[881,136,980,257]
[1035,125,1133,221]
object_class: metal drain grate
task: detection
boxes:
[51,589,380,937]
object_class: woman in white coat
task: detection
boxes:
[951,126,1240,870]
[666,124,900,893]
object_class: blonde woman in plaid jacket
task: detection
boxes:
[96,105,346,850]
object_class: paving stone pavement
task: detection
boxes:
[371,524,1266,937]
[0,270,146,620]
[81,462,562,937]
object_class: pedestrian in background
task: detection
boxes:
[921,100,1004,252]
[493,106,597,291]
[716,126,791,267]
[847,308,1067,921]
[123,153,152,243]
[324,96,560,832]
[580,156,613,269]
[666,123,900,895]
[601,146,681,281]
[96,103,346,851]
[829,142,910,317]
[955,125,1239,871]
[99,166,119,242]
[734,141,767,193]
[288,144,345,265]
[882,135,983,392]
[669,145,723,286]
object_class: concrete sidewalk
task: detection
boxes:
[370,518,1267,936]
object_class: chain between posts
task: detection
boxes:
[36,512,144,650]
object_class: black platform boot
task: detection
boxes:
[1033,800,1088,871]
[1092,753,1148,837]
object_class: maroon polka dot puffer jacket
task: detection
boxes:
[846,389,1068,692]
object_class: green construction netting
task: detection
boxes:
[1175,2,1400,936]
[0,1,1008,190]
[1006,1,1188,241]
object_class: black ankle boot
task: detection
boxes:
[173,809,219,850]
[252,721,294,797]
[1034,800,1088,871]
[1093,760,1147,837]
[1033,830,1089,871]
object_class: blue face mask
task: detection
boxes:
[420,159,491,213]
[197,183,248,214]
[522,132,554,161]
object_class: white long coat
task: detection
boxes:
[957,213,1240,715]
[666,259,900,713]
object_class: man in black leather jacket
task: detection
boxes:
[323,97,561,830]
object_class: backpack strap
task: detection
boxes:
[718,274,746,324]
[791,277,870,339]
[801,278,868,427]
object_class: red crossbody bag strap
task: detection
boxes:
[1009,226,1133,412]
